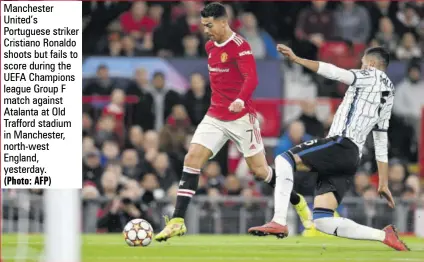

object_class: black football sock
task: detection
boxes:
[172,166,200,219]
[290,190,301,205]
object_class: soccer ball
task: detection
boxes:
[123,218,154,247]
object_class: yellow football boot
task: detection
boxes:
[302,210,340,237]
[293,194,314,229]
[154,216,187,242]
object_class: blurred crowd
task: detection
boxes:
[77,1,424,232]
[83,1,423,60]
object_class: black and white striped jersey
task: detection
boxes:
[327,68,395,153]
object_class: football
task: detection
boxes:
[123,218,154,247]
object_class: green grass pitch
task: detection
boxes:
[2,234,424,262]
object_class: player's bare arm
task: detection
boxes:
[373,130,395,208]
[277,44,355,86]
[277,44,319,71]
[376,160,395,208]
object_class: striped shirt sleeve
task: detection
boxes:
[373,97,394,132]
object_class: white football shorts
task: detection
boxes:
[191,113,264,158]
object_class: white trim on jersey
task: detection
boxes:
[326,68,394,155]
[214,32,236,47]
[233,35,244,46]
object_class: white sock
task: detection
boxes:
[314,217,386,241]
[272,155,294,225]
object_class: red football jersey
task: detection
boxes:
[205,32,258,121]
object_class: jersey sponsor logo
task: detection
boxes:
[221,52,228,62]
[239,50,252,57]
[208,65,229,73]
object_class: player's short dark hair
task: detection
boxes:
[200,2,227,19]
[364,47,390,69]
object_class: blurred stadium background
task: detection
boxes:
[3,0,424,255]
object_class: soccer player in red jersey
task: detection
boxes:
[155,2,311,242]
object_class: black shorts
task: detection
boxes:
[285,136,360,204]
